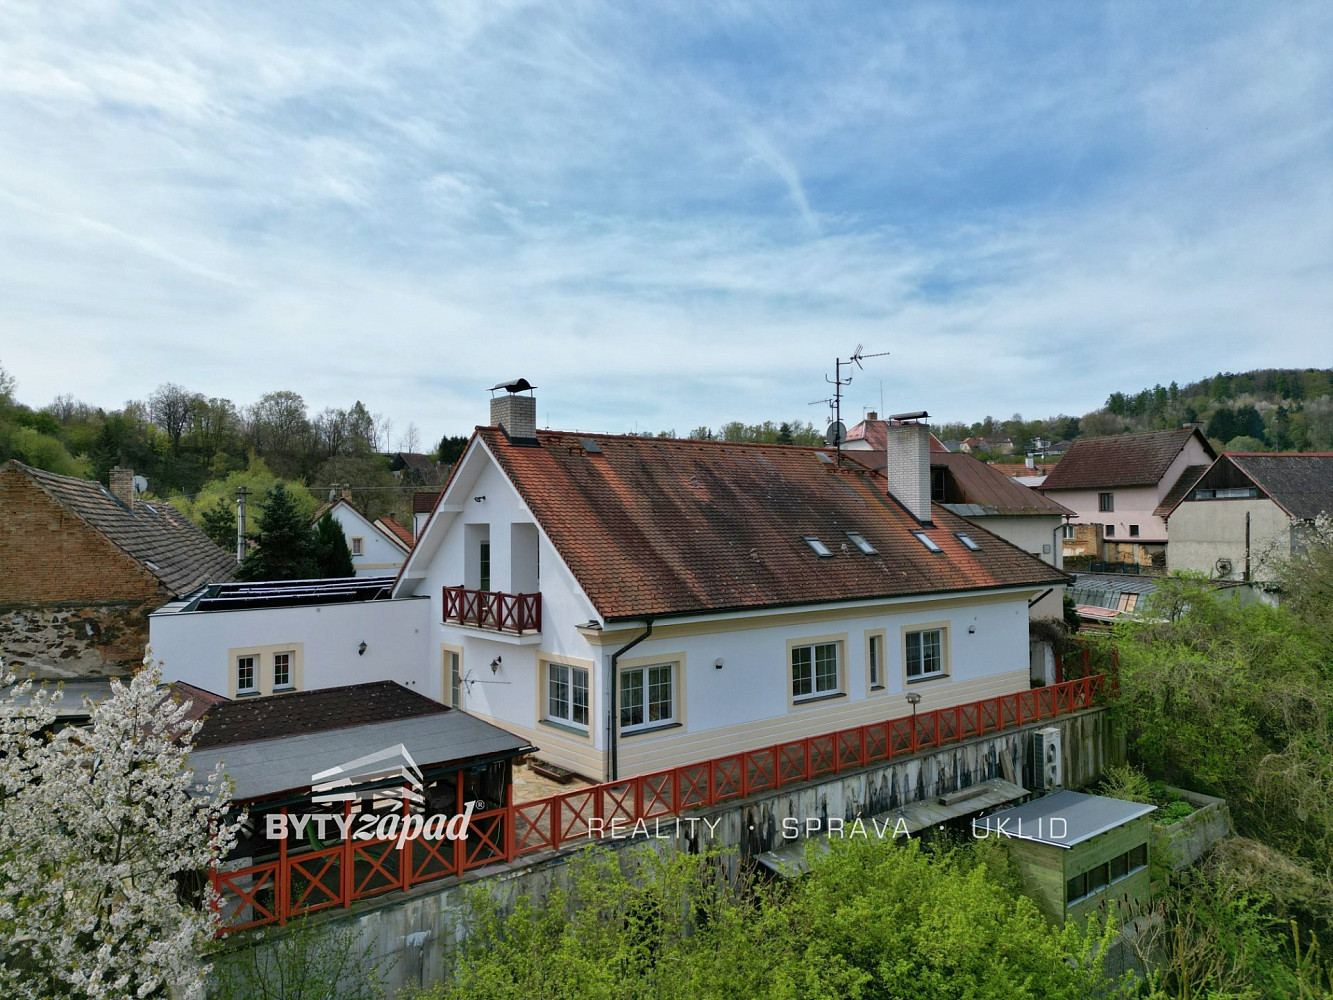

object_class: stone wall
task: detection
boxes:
[208,707,1120,996]
[0,599,160,679]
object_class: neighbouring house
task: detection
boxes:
[413,490,443,540]
[183,679,532,927]
[394,387,1069,782]
[313,497,410,577]
[844,416,1073,621]
[390,452,444,484]
[978,790,1155,926]
[1066,573,1161,630]
[377,515,415,549]
[1164,452,1333,585]
[0,460,235,679]
[1039,428,1216,569]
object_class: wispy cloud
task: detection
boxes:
[0,1,1329,438]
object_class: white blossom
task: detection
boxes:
[0,653,242,999]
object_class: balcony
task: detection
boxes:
[443,586,542,635]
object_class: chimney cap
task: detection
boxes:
[889,410,929,422]
[489,378,536,395]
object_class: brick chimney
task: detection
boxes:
[109,467,136,507]
[885,413,931,524]
[489,378,538,445]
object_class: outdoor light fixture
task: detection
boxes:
[714,657,724,670]
[968,625,976,634]
[490,656,502,673]
[473,495,486,503]
[358,641,367,656]
[906,692,922,708]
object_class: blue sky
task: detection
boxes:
[0,1,1329,442]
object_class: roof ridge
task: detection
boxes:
[521,427,847,454]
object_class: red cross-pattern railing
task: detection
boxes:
[442,586,542,633]
[211,673,1104,934]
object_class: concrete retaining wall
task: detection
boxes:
[1160,786,1232,871]
[209,706,1119,997]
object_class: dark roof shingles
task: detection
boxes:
[193,680,447,749]
[1041,428,1212,491]
[480,429,1067,620]
[1154,465,1211,517]
[14,461,235,595]
[1227,454,1333,520]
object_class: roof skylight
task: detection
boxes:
[846,531,877,555]
[803,536,834,557]
[955,533,981,551]
[912,531,943,553]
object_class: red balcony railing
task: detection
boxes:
[211,673,1106,934]
[443,586,541,634]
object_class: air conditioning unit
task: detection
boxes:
[1031,726,1063,791]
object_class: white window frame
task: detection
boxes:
[904,627,946,681]
[236,655,258,695]
[619,663,675,733]
[272,651,294,690]
[867,631,886,691]
[350,536,364,557]
[791,641,840,701]
[547,661,590,731]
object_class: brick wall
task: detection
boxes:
[0,467,165,677]
[0,467,162,603]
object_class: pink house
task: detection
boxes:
[1039,428,1215,568]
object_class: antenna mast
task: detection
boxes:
[824,345,890,466]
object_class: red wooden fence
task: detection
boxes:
[211,673,1105,932]
[442,586,542,633]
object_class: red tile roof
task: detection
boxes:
[1041,428,1214,491]
[377,515,414,547]
[412,491,442,514]
[478,428,1067,621]
[1153,465,1211,517]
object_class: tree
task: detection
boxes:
[436,435,469,465]
[236,483,320,581]
[313,510,355,578]
[0,660,240,999]
[199,496,238,551]
[0,360,14,407]
[149,383,201,454]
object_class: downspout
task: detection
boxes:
[1244,511,1251,582]
[607,618,654,783]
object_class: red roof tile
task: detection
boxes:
[479,428,1067,621]
[412,491,442,514]
[1041,428,1214,491]
[1153,465,1211,517]
[378,515,414,547]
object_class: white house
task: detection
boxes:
[315,496,410,577]
[1165,452,1333,584]
[154,386,1071,783]
[393,387,1068,781]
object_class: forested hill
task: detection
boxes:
[933,367,1333,457]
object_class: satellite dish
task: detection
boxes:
[824,421,846,446]
[132,475,147,495]
[1214,557,1233,577]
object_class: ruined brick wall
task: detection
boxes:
[0,467,165,678]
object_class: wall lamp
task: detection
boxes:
[358,641,367,656]
[490,656,502,673]
[714,657,724,670]
[473,495,486,503]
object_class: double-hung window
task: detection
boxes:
[620,664,674,732]
[236,655,258,694]
[1098,492,1114,512]
[273,651,293,690]
[350,536,364,556]
[905,628,945,680]
[792,642,839,700]
[547,662,589,730]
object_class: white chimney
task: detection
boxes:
[885,413,932,524]
[489,378,538,444]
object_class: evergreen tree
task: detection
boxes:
[313,509,355,578]
[236,483,319,581]
[198,496,236,550]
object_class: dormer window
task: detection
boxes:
[846,532,876,555]
[803,536,833,558]
[912,531,942,553]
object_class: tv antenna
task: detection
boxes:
[823,345,889,466]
